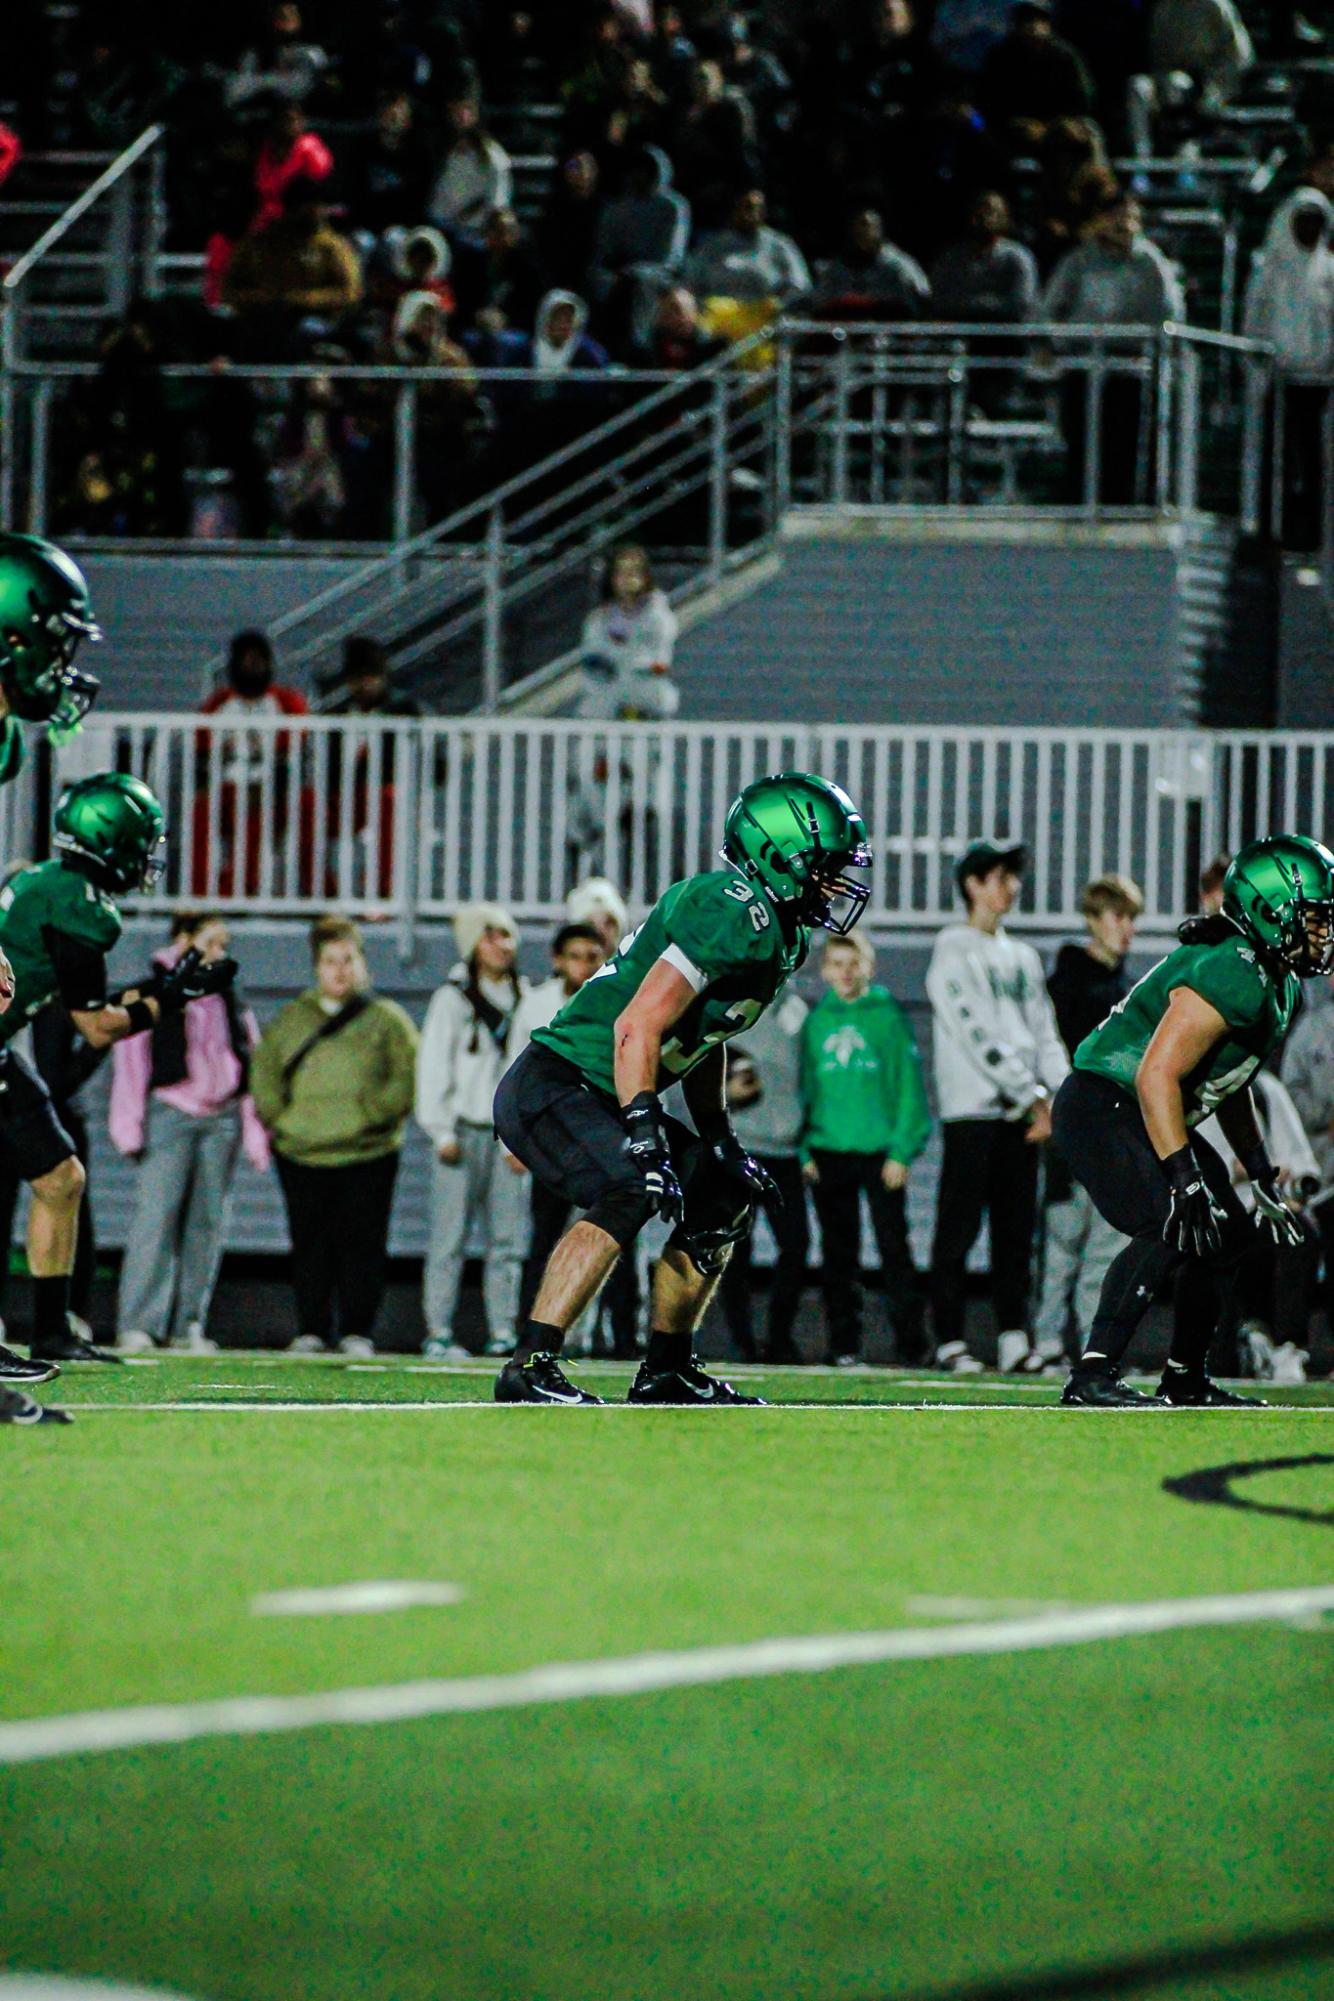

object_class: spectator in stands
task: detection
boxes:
[222,184,363,357]
[416,904,528,1360]
[928,840,1068,1373]
[566,876,628,956]
[0,123,21,191]
[317,637,422,896]
[1031,120,1110,275]
[1282,971,1334,1371]
[719,988,811,1364]
[322,636,422,718]
[575,543,679,721]
[54,309,185,539]
[111,912,268,1354]
[978,1,1095,149]
[453,206,546,336]
[802,933,931,1366]
[1243,191,1334,553]
[1028,873,1142,1372]
[428,92,513,240]
[718,10,795,141]
[270,368,352,537]
[386,227,456,334]
[931,191,1039,323]
[812,208,930,320]
[194,630,309,896]
[252,914,418,1355]
[686,186,811,311]
[389,292,489,518]
[226,1,330,108]
[1199,854,1230,914]
[1148,0,1254,109]
[589,146,692,352]
[882,82,1012,260]
[671,58,760,230]
[251,100,334,233]
[1042,188,1184,505]
[341,90,437,238]
[537,152,605,298]
[636,284,728,369]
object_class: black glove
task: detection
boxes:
[153,947,239,1016]
[623,1091,683,1226]
[709,1128,786,1234]
[1249,1165,1305,1249]
[1161,1144,1222,1258]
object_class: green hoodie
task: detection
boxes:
[251,990,419,1168]
[800,985,931,1164]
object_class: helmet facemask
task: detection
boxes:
[801,844,872,934]
[4,599,103,732]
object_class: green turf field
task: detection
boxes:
[5,1357,1334,2001]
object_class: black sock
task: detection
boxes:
[33,1275,71,1351]
[515,1320,565,1363]
[647,1329,692,1373]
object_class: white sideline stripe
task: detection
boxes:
[4,1585,1334,1769]
[252,1581,464,1617]
[62,1399,1334,1416]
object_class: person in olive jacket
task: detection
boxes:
[251,913,418,1354]
[801,932,932,1365]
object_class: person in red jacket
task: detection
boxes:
[194,630,310,896]
[0,123,21,193]
[252,101,333,231]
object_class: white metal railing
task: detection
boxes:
[43,714,1334,955]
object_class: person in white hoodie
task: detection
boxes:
[927,840,1069,1372]
[1244,188,1334,551]
[416,903,527,1360]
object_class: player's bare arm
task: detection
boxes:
[612,958,696,1102]
[1135,985,1229,1160]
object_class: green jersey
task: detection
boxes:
[0,859,121,1045]
[1074,932,1298,1126]
[534,870,808,1097]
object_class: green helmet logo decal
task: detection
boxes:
[0,532,102,735]
[53,771,166,896]
[1223,835,1334,976]
[721,770,872,933]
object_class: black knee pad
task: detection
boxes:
[668,1207,751,1276]
[584,1184,656,1249]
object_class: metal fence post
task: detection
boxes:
[482,504,504,714]
[107,173,133,318]
[1084,342,1103,516]
[392,381,416,546]
[1175,340,1200,516]
[774,335,792,521]
[27,378,52,534]
[394,725,420,961]
[0,305,14,530]
[708,374,728,583]
[832,337,851,505]
[142,140,167,299]
[1239,353,1267,539]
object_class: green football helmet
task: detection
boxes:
[53,772,166,895]
[722,770,872,933]
[1223,835,1334,975]
[0,532,101,734]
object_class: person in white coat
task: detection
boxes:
[1243,189,1334,550]
[416,903,527,1359]
[928,840,1069,1372]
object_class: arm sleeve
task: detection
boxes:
[881,1005,932,1164]
[248,1016,287,1132]
[415,988,462,1146]
[926,933,1042,1107]
[41,926,108,1014]
[363,1005,419,1131]
[1025,965,1072,1095]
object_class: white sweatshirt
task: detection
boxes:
[415,966,525,1146]
[1196,1069,1320,1210]
[506,974,568,1064]
[575,591,680,722]
[927,923,1069,1122]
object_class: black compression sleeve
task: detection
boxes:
[40,925,108,1014]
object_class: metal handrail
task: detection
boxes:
[2,123,163,296]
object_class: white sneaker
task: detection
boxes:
[172,1321,219,1354]
[337,1335,376,1358]
[117,1328,157,1354]
[288,1334,327,1354]
[422,1336,473,1363]
[997,1329,1031,1374]
[1269,1342,1309,1385]
[936,1340,985,1376]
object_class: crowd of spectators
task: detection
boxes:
[7,0,1320,539]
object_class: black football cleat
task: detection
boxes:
[0,1385,71,1425]
[1155,1370,1267,1409]
[29,1331,122,1366]
[494,1352,603,1405]
[627,1358,765,1405]
[0,1343,59,1384]
[1060,1365,1159,1409]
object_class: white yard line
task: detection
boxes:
[3,1584,1333,1769]
[252,1581,464,1617]
[62,1399,1334,1415]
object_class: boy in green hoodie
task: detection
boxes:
[801,934,931,1364]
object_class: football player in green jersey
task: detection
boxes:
[1051,835,1334,1408]
[0,773,236,1424]
[0,531,102,765]
[492,771,871,1404]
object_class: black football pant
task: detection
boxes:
[719,1152,809,1358]
[518,1174,640,1355]
[275,1150,399,1345]
[1051,1072,1251,1372]
[0,1100,94,1324]
[813,1149,924,1362]
[930,1119,1039,1350]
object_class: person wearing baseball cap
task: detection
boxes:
[927,838,1069,1373]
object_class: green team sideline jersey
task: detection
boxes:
[0,859,121,1045]
[534,870,808,1098]
[1074,932,1298,1126]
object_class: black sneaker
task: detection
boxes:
[0,1344,59,1384]
[1155,1370,1267,1409]
[1061,1366,1158,1409]
[627,1358,765,1405]
[494,1352,603,1405]
[0,1385,71,1425]
[29,1332,122,1366]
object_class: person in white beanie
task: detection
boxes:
[565,875,628,957]
[416,903,528,1358]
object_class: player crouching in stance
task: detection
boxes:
[0,773,236,1426]
[1052,836,1333,1409]
[492,772,871,1405]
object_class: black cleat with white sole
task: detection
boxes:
[627,1358,765,1405]
[0,1384,71,1425]
[1155,1370,1267,1408]
[29,1331,122,1366]
[494,1352,603,1405]
[1060,1365,1158,1409]
[0,1343,59,1383]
